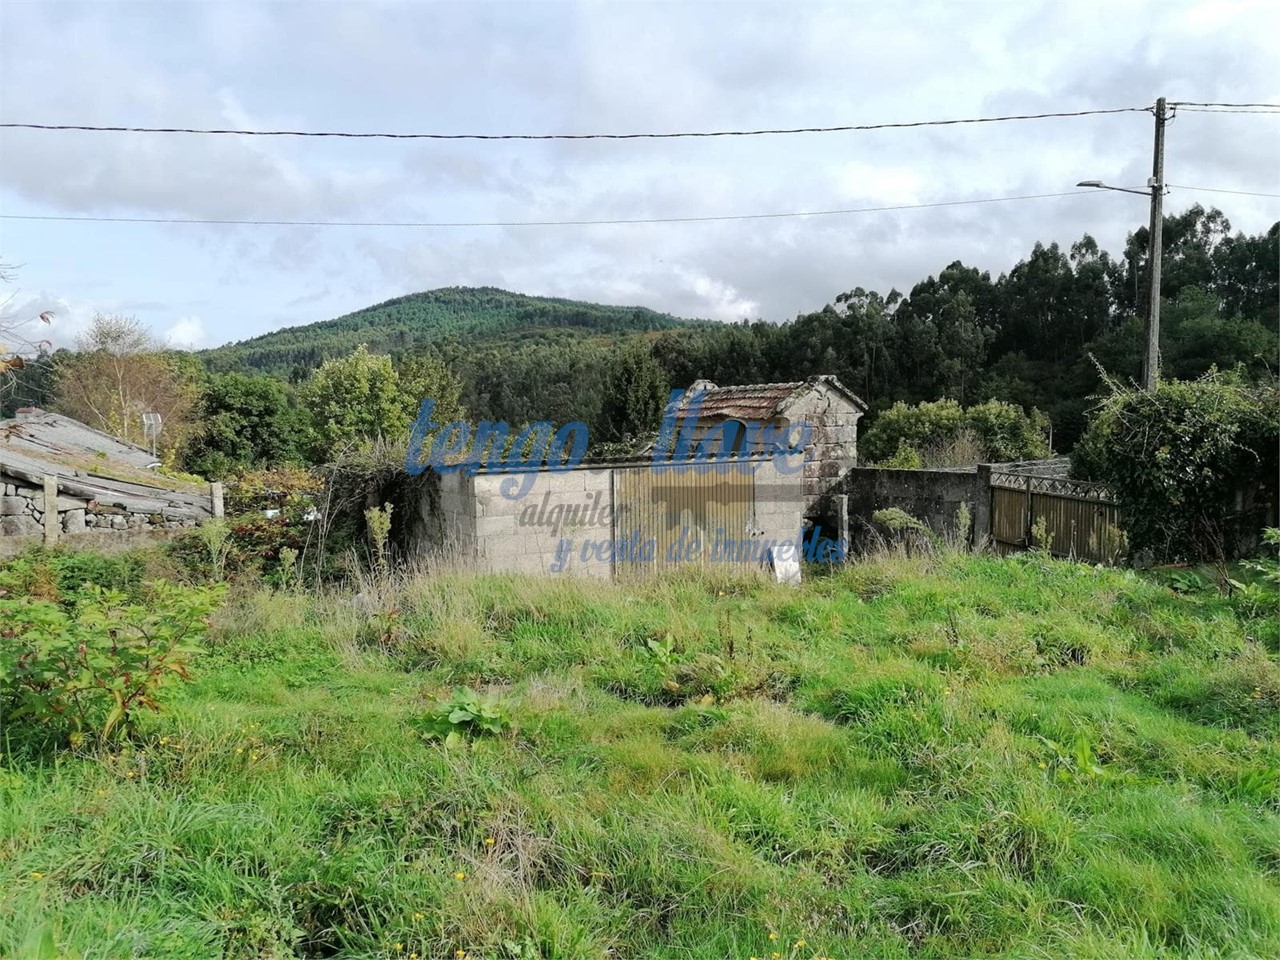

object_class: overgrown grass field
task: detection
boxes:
[3,551,1279,958]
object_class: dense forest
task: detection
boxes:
[5,204,1277,462]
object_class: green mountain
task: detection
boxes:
[201,286,702,378]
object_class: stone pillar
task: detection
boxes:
[210,482,225,519]
[42,475,60,547]
[972,464,992,551]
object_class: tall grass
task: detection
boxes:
[2,551,1278,958]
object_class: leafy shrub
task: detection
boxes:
[1074,373,1279,562]
[225,465,322,516]
[419,686,510,742]
[864,398,1050,466]
[0,581,224,742]
[876,444,923,469]
[0,549,146,605]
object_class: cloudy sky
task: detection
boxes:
[1,0,1277,351]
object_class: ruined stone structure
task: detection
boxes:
[0,409,218,551]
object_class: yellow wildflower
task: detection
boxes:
[30,871,43,879]
[768,932,778,941]
[795,940,806,949]
[484,837,496,846]
[413,912,425,921]
[454,871,466,881]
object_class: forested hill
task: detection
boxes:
[201,286,703,378]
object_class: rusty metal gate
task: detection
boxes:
[612,462,757,574]
[990,471,1124,564]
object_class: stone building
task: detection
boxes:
[0,408,217,552]
[670,375,867,515]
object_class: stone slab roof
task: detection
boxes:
[0,410,212,519]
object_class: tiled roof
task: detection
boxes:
[680,375,867,420]
[689,382,805,420]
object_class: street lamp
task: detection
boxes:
[1075,180,1150,197]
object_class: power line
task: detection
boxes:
[0,190,1089,229]
[1168,101,1280,109]
[0,106,1151,142]
[1174,107,1280,115]
[1168,184,1280,199]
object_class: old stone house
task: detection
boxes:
[390,375,865,580]
[670,375,867,515]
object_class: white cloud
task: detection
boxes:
[163,315,206,349]
[0,0,1276,347]
[0,294,95,351]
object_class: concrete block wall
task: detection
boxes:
[472,468,614,577]
[412,458,807,579]
[752,457,806,550]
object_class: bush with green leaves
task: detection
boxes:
[863,398,1051,465]
[418,686,510,743]
[0,581,224,743]
[0,549,145,605]
[871,507,939,548]
[182,371,304,480]
[1073,372,1279,562]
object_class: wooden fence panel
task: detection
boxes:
[991,486,1028,553]
[989,471,1123,564]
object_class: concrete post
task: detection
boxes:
[972,464,992,551]
[210,482,225,519]
[42,474,60,546]
[836,493,850,561]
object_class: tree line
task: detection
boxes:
[432,204,1277,447]
[2,204,1275,477]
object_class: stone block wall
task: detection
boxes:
[0,471,208,545]
[752,456,806,547]
[786,389,862,513]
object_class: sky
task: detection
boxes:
[0,0,1277,352]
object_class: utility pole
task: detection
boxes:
[1141,97,1167,392]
